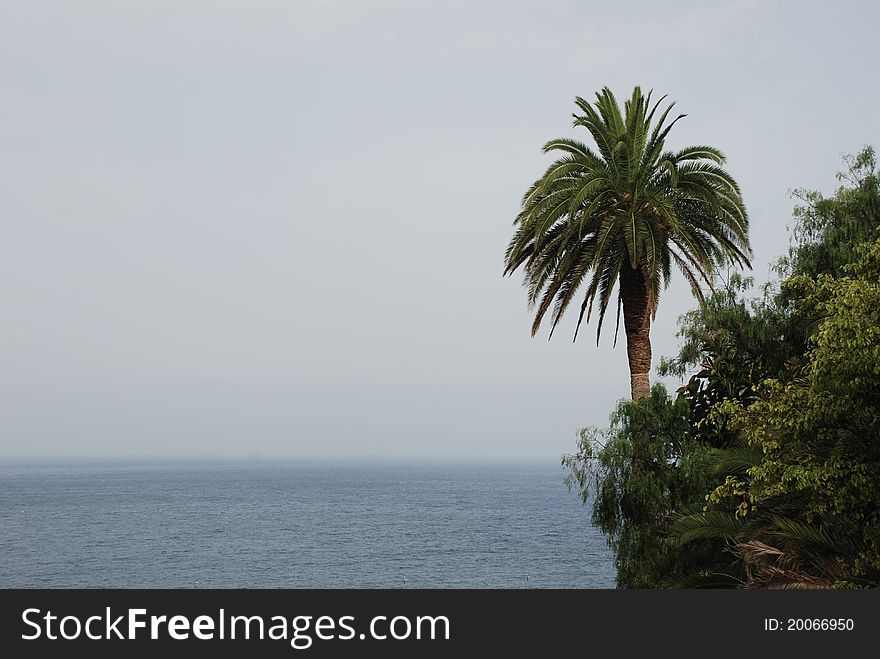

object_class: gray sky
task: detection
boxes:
[1,0,878,462]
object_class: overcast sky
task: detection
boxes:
[1,0,878,463]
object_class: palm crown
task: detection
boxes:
[504,86,751,399]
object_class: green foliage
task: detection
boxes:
[689,149,880,587]
[719,238,880,583]
[658,273,801,383]
[779,146,880,280]
[504,86,750,343]
[670,509,746,546]
[658,273,805,448]
[567,147,880,588]
[562,384,718,587]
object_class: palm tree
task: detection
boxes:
[504,86,751,399]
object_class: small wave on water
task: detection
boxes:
[0,461,615,588]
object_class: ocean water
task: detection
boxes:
[0,462,615,588]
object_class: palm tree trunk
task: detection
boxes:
[620,266,652,400]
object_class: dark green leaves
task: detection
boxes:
[504,86,751,344]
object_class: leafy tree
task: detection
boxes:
[567,147,880,588]
[713,239,880,585]
[505,86,751,399]
[658,273,806,449]
[780,146,879,280]
[669,148,880,587]
[562,385,720,587]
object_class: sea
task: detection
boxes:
[0,461,616,588]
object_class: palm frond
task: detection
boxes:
[670,510,747,546]
[504,86,751,392]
